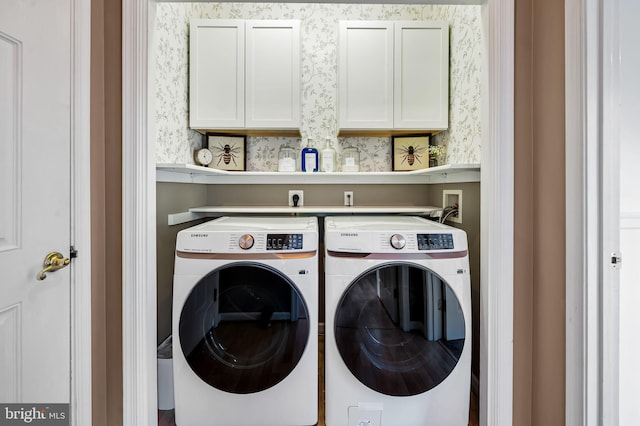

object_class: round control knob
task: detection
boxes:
[390,234,406,249]
[238,234,254,250]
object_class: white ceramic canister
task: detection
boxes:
[341,144,360,172]
[278,144,297,172]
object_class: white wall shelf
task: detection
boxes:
[168,205,442,226]
[156,163,480,185]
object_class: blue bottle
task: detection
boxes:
[301,138,319,172]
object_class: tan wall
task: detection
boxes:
[205,184,430,207]
[514,0,534,422]
[91,0,122,425]
[156,183,209,342]
[514,0,566,424]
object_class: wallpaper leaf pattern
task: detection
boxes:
[154,3,483,170]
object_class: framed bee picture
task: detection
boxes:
[392,135,430,171]
[206,134,246,171]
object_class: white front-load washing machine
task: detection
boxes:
[173,216,319,426]
[324,216,471,426]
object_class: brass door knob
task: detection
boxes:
[37,252,71,281]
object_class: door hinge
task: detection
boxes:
[611,252,622,268]
[70,246,78,260]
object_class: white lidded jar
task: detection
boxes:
[341,144,360,172]
[320,136,337,172]
[278,144,297,172]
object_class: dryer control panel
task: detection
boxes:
[417,233,454,250]
[324,216,467,254]
[267,234,304,250]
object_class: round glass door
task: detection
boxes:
[334,263,466,396]
[179,262,310,394]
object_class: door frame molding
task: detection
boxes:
[564,0,590,422]
[121,1,515,425]
[122,0,158,423]
[480,1,514,423]
[70,0,93,424]
[565,0,622,424]
[565,0,596,421]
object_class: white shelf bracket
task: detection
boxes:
[167,211,208,226]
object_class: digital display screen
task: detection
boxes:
[266,233,303,250]
[417,233,454,250]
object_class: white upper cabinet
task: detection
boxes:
[339,20,449,133]
[245,20,301,129]
[189,19,301,131]
[339,21,394,129]
[394,21,449,130]
[190,20,245,129]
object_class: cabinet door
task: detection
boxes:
[189,19,245,129]
[394,22,449,130]
[338,21,394,129]
[245,20,301,129]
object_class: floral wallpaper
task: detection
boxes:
[154,3,483,170]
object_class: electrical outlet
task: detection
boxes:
[344,191,354,206]
[442,189,462,224]
[288,190,304,207]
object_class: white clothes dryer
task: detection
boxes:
[173,216,319,426]
[324,216,471,426]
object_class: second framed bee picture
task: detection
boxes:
[207,134,246,171]
[392,135,430,171]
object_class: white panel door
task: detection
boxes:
[618,0,640,422]
[245,20,300,129]
[0,0,71,404]
[338,21,394,129]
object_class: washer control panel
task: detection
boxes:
[417,233,455,250]
[266,233,304,251]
